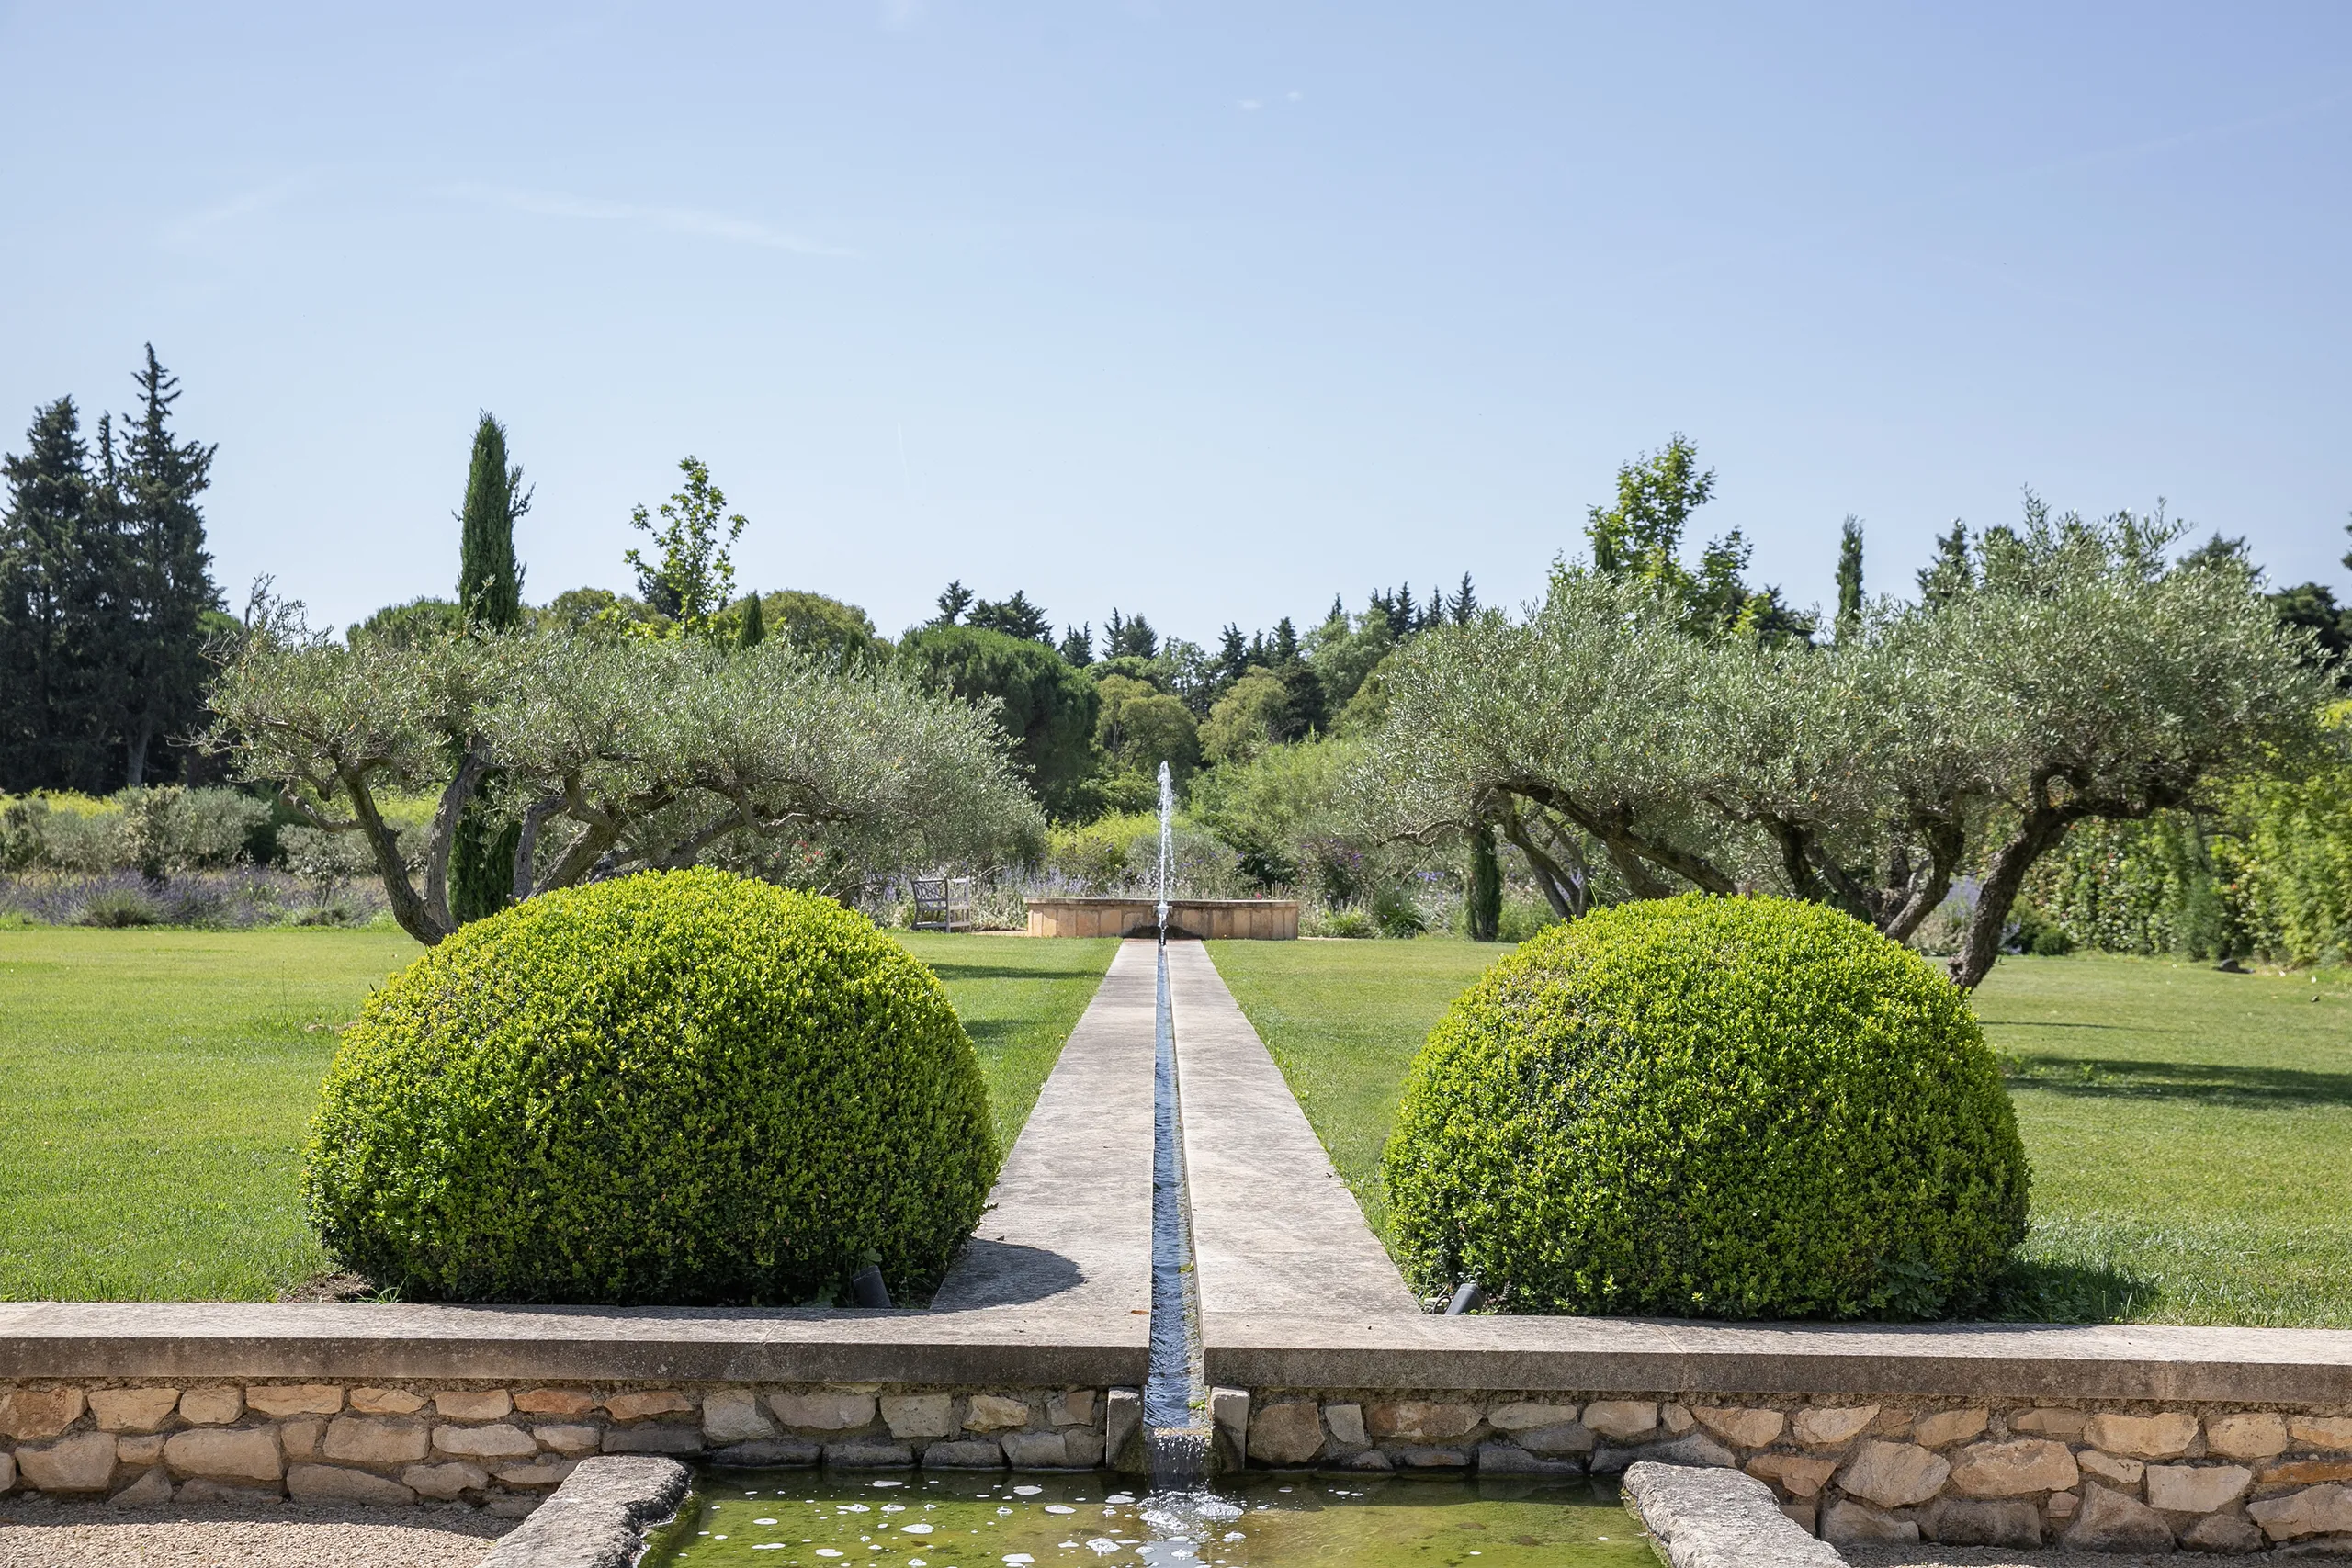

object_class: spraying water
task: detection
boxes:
[1144,758,1208,1486]
[1155,760,1173,937]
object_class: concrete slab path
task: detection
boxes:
[1166,939,1420,1319]
[930,936,1157,1318]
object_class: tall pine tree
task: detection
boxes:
[0,399,112,791]
[114,348,220,786]
[449,412,530,924]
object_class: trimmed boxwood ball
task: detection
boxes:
[305,868,998,1304]
[1382,894,2030,1319]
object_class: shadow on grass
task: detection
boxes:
[920,962,1104,984]
[1982,1254,2163,1324]
[1999,1055,2352,1108]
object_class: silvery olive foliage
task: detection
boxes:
[1357,502,2332,987]
[208,606,1046,944]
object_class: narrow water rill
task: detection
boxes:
[1144,761,1211,1484]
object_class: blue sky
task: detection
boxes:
[3,2,2347,644]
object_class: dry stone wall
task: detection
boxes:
[0,1379,1124,1517]
[1227,1390,2352,1554]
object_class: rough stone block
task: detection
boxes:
[1247,1402,1324,1465]
[825,1439,914,1469]
[1211,1388,1250,1472]
[1948,1438,2079,1497]
[1331,1449,1393,1472]
[532,1423,603,1456]
[107,1467,174,1508]
[1487,1401,1579,1433]
[2276,1537,2352,1560]
[89,1388,180,1433]
[921,1438,1006,1469]
[5,1450,25,1493]
[1105,1389,1143,1472]
[116,1435,167,1466]
[514,1388,597,1416]
[2063,1481,2175,1552]
[1476,1443,1580,1476]
[350,1388,426,1416]
[2289,1417,2352,1452]
[1913,1409,1989,1449]
[1322,1402,1366,1448]
[2084,1411,2198,1460]
[1047,1389,1095,1427]
[2206,1413,2289,1460]
[959,1393,1029,1433]
[2078,1450,2144,1486]
[2251,1483,2352,1541]
[176,1388,243,1426]
[164,1427,281,1484]
[711,1438,820,1468]
[1925,1496,2042,1548]
[18,1432,119,1493]
[1693,1406,1786,1450]
[0,1387,87,1442]
[2011,1408,2086,1439]
[1747,1453,1838,1499]
[880,1394,955,1439]
[492,1457,576,1488]
[1594,1433,1736,1472]
[1839,1440,1951,1509]
[1662,1404,1696,1436]
[2146,1461,2251,1513]
[288,1463,416,1506]
[246,1384,344,1418]
[1821,1497,1919,1543]
[482,1493,541,1517]
[1398,1447,1471,1468]
[1780,1498,1816,1534]
[604,1391,695,1423]
[1580,1401,1658,1442]
[2047,1491,2080,1521]
[403,1461,489,1499]
[2181,1511,2266,1554]
[175,1479,281,1505]
[1792,1406,1878,1449]
[434,1423,537,1460]
[1515,1421,1596,1456]
[601,1425,703,1455]
[1061,1427,1104,1467]
[2264,1461,2352,1485]
[701,1390,775,1445]
[434,1390,514,1422]
[278,1417,325,1461]
[323,1416,431,1465]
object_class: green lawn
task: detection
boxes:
[1208,940,2352,1326]
[0,927,1114,1302]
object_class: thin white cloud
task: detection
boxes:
[164,178,306,246]
[441,183,855,257]
[1238,99,1261,111]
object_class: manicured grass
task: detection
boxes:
[1208,939,2352,1326]
[0,926,1114,1302]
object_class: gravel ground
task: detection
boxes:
[0,1495,514,1568]
[1843,1547,2351,1567]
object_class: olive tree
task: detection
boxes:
[209,610,1046,944]
[1357,506,2328,986]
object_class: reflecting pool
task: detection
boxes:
[643,1467,1654,1568]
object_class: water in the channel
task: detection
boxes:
[640,1467,1654,1568]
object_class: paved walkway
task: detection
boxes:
[930,937,1158,1317]
[1166,940,1419,1319]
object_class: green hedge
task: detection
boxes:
[1383,895,2030,1319]
[305,869,997,1304]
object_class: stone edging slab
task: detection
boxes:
[1622,1460,1844,1568]
[478,1454,690,1568]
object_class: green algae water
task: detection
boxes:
[642,1469,1654,1568]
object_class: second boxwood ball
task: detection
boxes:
[1382,894,2030,1319]
[305,868,998,1305]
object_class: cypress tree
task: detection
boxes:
[1465,821,1502,942]
[0,398,111,791]
[449,412,531,924]
[1834,516,1865,642]
[738,591,766,649]
[115,347,220,786]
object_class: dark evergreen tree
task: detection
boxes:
[967,589,1052,642]
[114,347,220,785]
[1057,622,1093,666]
[447,411,528,923]
[1917,522,1973,608]
[1215,623,1250,688]
[1447,573,1477,625]
[456,412,528,631]
[1834,516,1865,642]
[738,591,766,649]
[932,580,973,626]
[1272,615,1301,665]
[1105,609,1159,660]
[1465,820,1502,942]
[1424,583,1444,631]
[0,398,111,791]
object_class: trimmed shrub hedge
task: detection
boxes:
[1383,895,2029,1319]
[306,869,997,1304]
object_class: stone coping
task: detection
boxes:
[1203,1314,2352,1404]
[0,1302,1146,1385]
